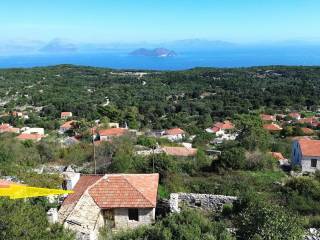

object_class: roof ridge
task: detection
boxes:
[123,175,154,207]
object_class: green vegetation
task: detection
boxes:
[1,65,320,238]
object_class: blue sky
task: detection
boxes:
[1,0,319,43]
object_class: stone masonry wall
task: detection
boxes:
[114,208,155,229]
[170,193,237,213]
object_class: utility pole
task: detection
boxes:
[92,124,96,174]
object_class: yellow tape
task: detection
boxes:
[0,184,74,199]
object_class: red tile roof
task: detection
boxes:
[301,127,314,135]
[213,120,234,130]
[0,124,10,129]
[162,146,197,157]
[270,152,285,160]
[0,179,24,188]
[62,175,103,205]
[63,174,159,209]
[263,123,282,131]
[165,128,185,135]
[60,120,75,129]
[98,128,127,137]
[16,133,44,140]
[61,112,72,117]
[260,114,276,122]
[298,117,318,125]
[89,174,159,208]
[288,112,301,118]
[298,139,320,157]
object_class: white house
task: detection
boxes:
[292,139,320,172]
[61,112,73,119]
[162,128,185,141]
[22,127,45,135]
[58,174,159,240]
[206,121,237,142]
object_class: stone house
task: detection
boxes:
[292,139,320,172]
[58,173,159,240]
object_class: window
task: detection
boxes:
[311,159,317,168]
[128,208,139,221]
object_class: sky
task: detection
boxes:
[0,0,320,44]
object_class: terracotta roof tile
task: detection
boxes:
[165,128,185,135]
[62,175,103,205]
[88,174,159,208]
[270,152,285,160]
[162,146,197,157]
[301,127,314,135]
[60,120,75,129]
[263,123,282,131]
[213,121,234,130]
[61,112,72,117]
[98,128,127,137]
[16,133,44,140]
[260,114,276,122]
[298,139,320,157]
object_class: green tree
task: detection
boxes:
[235,200,304,240]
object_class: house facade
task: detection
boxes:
[98,128,128,141]
[292,139,320,172]
[162,128,185,141]
[61,112,73,119]
[58,173,159,240]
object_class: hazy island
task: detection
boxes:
[130,48,177,57]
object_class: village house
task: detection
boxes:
[0,123,20,134]
[260,114,276,122]
[270,152,289,166]
[98,128,128,141]
[21,127,45,135]
[292,138,320,172]
[16,133,44,142]
[162,128,185,141]
[61,112,73,119]
[301,127,314,136]
[288,112,301,120]
[298,117,319,127]
[58,173,159,240]
[59,120,75,134]
[263,123,282,132]
[162,146,197,157]
[206,121,237,142]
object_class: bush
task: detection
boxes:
[113,209,234,240]
[235,200,304,240]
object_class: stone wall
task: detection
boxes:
[170,193,237,213]
[114,208,155,229]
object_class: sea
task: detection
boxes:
[0,46,320,70]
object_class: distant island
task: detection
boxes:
[130,48,177,57]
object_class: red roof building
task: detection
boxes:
[61,112,73,119]
[288,112,301,120]
[162,146,197,157]
[16,133,44,141]
[98,128,128,141]
[164,128,185,136]
[270,152,285,160]
[260,114,276,122]
[59,174,159,236]
[301,127,314,135]
[263,123,282,132]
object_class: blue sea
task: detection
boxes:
[0,46,320,70]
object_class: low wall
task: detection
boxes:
[170,193,237,213]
